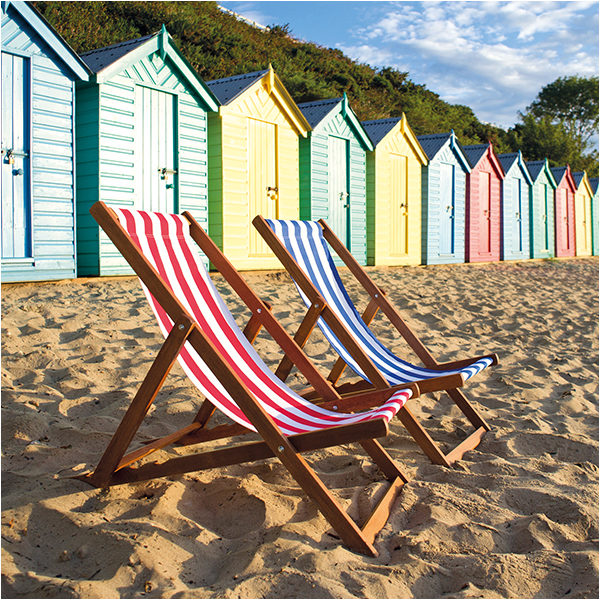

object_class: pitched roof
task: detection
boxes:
[206,70,268,105]
[6,0,89,80]
[572,171,585,187]
[590,177,599,194]
[461,144,488,168]
[525,161,546,181]
[80,33,155,73]
[361,118,401,147]
[497,152,519,175]
[550,167,567,184]
[416,133,451,160]
[297,98,341,128]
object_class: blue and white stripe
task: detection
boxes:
[265,219,493,385]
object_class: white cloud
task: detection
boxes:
[340,0,599,128]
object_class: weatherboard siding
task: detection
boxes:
[1,7,79,282]
[299,109,368,265]
[421,143,467,265]
[76,51,212,275]
[211,77,301,270]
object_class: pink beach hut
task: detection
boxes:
[462,143,505,262]
[550,166,577,258]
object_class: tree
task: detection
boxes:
[527,75,599,155]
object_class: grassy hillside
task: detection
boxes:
[33,0,510,149]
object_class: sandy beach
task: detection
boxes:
[1,257,598,599]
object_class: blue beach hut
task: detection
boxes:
[417,131,470,264]
[525,159,556,259]
[1,0,89,282]
[297,93,373,265]
[497,151,532,261]
[75,27,219,276]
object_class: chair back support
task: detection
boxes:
[114,209,408,435]
[264,219,492,383]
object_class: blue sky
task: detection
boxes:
[218,1,599,130]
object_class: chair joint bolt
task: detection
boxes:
[277,445,284,453]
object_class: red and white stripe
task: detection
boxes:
[113,208,411,436]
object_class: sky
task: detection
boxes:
[218,0,599,130]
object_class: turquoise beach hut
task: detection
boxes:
[525,159,556,259]
[497,151,532,261]
[75,27,219,276]
[417,131,470,265]
[297,94,373,264]
[1,0,89,282]
[590,177,599,256]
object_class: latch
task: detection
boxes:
[266,186,278,199]
[2,149,29,165]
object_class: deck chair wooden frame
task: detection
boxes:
[77,201,421,557]
[253,215,499,468]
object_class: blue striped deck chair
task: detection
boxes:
[253,216,499,467]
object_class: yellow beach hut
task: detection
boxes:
[362,114,428,266]
[573,171,593,257]
[206,66,310,270]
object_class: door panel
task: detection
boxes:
[541,183,549,251]
[248,118,277,256]
[1,52,31,259]
[439,162,455,255]
[136,86,176,214]
[328,136,349,247]
[389,154,408,256]
[512,177,522,252]
[479,171,491,254]
[559,188,569,249]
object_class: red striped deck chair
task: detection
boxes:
[78,202,420,556]
[253,216,499,467]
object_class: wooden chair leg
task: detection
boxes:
[89,318,194,486]
[447,387,491,431]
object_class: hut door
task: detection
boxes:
[559,188,569,250]
[390,154,408,256]
[512,177,523,252]
[248,118,277,256]
[541,183,550,251]
[136,86,176,214]
[439,163,455,255]
[479,171,491,254]
[328,136,349,247]
[1,52,31,259]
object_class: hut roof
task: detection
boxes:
[461,144,488,168]
[416,133,450,160]
[550,167,567,184]
[361,118,401,147]
[572,171,585,187]
[206,70,268,105]
[590,177,598,194]
[80,33,154,72]
[297,98,341,128]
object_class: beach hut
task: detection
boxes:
[1,1,89,282]
[296,94,373,265]
[206,66,310,270]
[462,143,504,263]
[497,151,532,261]
[362,114,428,266]
[550,166,576,258]
[417,131,470,265]
[590,177,599,256]
[525,159,556,259]
[75,27,219,276]
[572,171,593,257]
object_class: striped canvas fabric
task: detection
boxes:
[113,208,411,436]
[265,219,493,385]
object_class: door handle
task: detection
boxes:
[13,168,24,176]
[158,167,177,181]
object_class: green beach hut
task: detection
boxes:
[296,94,373,264]
[525,160,556,259]
[75,27,219,276]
